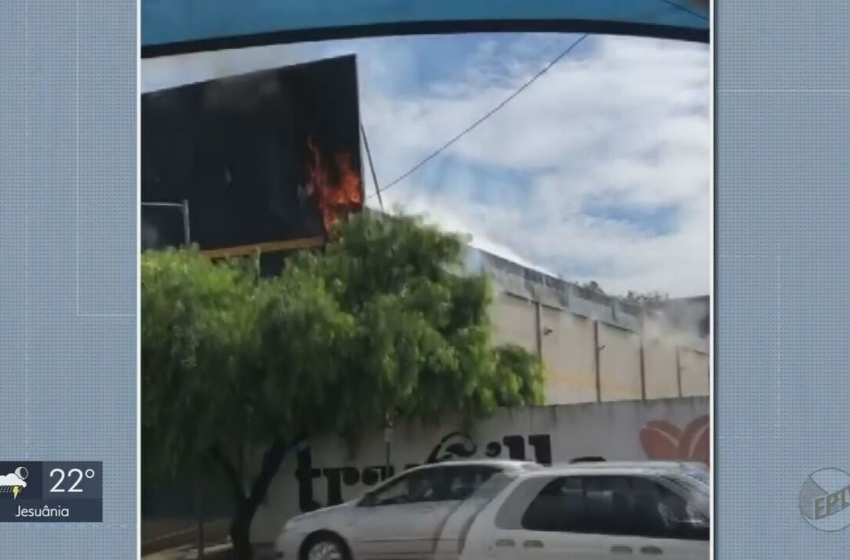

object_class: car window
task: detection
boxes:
[634,476,709,540]
[660,474,710,519]
[585,476,631,535]
[472,471,518,504]
[520,477,589,533]
[443,466,500,501]
[590,475,709,540]
[516,475,708,541]
[367,468,443,506]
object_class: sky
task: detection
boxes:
[142,32,709,297]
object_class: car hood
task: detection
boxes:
[285,501,358,529]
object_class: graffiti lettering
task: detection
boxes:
[639,415,709,464]
[295,432,553,512]
[528,434,553,465]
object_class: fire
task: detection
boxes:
[306,137,363,233]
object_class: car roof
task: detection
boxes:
[405,459,540,472]
[521,460,707,479]
[555,460,706,470]
[399,460,708,480]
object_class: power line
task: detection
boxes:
[367,33,589,200]
[657,0,709,21]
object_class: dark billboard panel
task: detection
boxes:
[141,55,363,257]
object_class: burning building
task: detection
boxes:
[141,55,364,271]
[140,52,708,404]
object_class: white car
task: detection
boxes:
[274,459,541,560]
[274,459,709,560]
[460,462,710,560]
[564,459,710,488]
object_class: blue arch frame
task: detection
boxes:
[142,0,709,58]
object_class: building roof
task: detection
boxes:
[463,244,709,343]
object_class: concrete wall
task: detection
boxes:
[490,291,709,404]
[462,244,710,404]
[490,292,538,352]
[680,346,710,396]
[644,339,680,399]
[598,324,642,402]
[251,397,709,543]
[540,306,596,403]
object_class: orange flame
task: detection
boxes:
[306,137,363,233]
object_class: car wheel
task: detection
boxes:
[302,533,350,560]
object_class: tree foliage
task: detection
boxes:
[621,290,669,307]
[142,212,544,559]
[579,279,669,308]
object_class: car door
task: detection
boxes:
[635,476,709,560]
[433,465,503,559]
[351,466,456,560]
[584,475,709,560]
[484,475,603,560]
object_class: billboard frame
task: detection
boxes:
[141,54,365,260]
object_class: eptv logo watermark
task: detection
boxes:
[799,468,850,531]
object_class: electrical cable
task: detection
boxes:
[656,0,709,21]
[366,33,589,200]
[366,1,706,201]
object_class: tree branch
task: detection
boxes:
[245,436,302,511]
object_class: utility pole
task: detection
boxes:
[180,199,191,247]
[535,298,544,360]
[383,413,394,475]
[639,339,647,401]
[675,346,683,398]
[360,123,385,211]
[593,321,605,402]
[195,466,205,559]
[144,199,197,553]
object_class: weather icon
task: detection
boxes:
[0,467,28,500]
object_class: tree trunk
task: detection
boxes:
[211,438,303,560]
[230,504,254,560]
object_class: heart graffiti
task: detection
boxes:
[639,415,710,464]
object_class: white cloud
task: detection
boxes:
[142,33,709,297]
[351,35,709,297]
[0,473,26,487]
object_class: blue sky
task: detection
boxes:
[142,32,709,296]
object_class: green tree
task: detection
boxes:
[579,280,669,308]
[142,212,544,559]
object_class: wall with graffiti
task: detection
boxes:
[250,396,709,543]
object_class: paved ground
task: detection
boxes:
[142,518,231,556]
[142,543,233,560]
[143,543,277,560]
